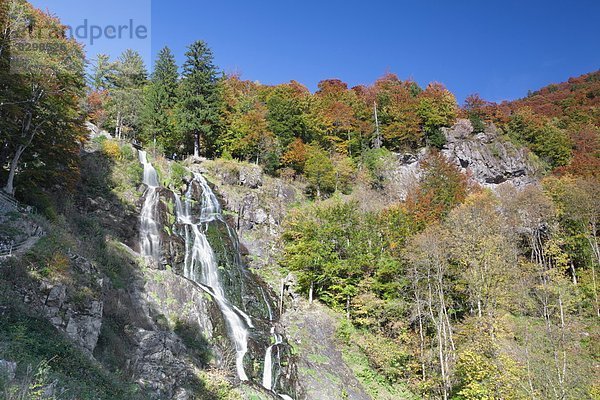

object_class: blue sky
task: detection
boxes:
[30,0,600,103]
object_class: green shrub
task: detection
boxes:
[170,162,188,187]
[120,143,134,161]
[427,127,447,149]
[469,113,486,133]
[16,186,57,221]
[362,147,394,188]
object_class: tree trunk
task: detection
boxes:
[279,278,285,316]
[0,142,10,168]
[587,233,600,317]
[3,144,26,195]
[115,111,121,139]
[346,294,350,320]
[194,132,200,157]
[416,293,426,381]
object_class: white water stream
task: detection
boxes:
[262,327,283,390]
[138,152,294,396]
[174,173,251,381]
[138,150,161,264]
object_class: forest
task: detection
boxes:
[1,0,599,399]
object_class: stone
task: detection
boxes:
[64,300,103,354]
[86,197,99,211]
[0,359,17,381]
[253,208,268,225]
[45,285,67,308]
[442,119,537,189]
[131,329,190,399]
[239,164,263,188]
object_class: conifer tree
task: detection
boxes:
[141,46,179,152]
[176,40,222,157]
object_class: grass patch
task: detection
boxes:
[307,353,330,364]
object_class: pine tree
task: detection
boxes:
[176,40,222,157]
[141,46,179,153]
[89,54,113,91]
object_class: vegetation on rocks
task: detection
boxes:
[0,1,599,399]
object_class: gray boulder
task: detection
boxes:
[239,164,263,188]
[442,119,537,188]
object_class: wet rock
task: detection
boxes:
[106,269,227,399]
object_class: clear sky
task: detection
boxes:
[30,0,600,103]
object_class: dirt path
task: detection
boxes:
[0,235,42,259]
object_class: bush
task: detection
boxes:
[170,162,188,187]
[16,186,57,221]
[120,143,134,161]
[469,113,486,134]
[101,140,121,160]
[362,147,394,188]
[426,127,446,149]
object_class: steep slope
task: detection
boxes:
[507,69,600,128]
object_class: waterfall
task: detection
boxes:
[262,327,283,390]
[261,288,274,321]
[174,173,251,381]
[137,155,295,397]
[138,150,161,264]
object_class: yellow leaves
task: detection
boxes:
[455,349,528,400]
[101,139,122,160]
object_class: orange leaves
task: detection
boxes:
[405,150,468,227]
[86,89,109,127]
[555,128,600,178]
[281,138,308,173]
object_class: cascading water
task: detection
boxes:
[138,153,295,397]
[174,173,252,381]
[262,327,283,390]
[138,150,161,264]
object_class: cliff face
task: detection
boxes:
[199,160,304,281]
[381,119,539,200]
[0,149,293,399]
[441,119,538,188]
[198,161,399,400]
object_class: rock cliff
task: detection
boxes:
[381,119,539,200]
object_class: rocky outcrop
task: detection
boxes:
[283,302,370,400]
[442,119,537,188]
[381,119,539,200]
[97,266,225,399]
[199,160,304,275]
[239,164,263,189]
[0,199,45,255]
[81,194,139,245]
[34,255,106,355]
[131,329,191,398]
